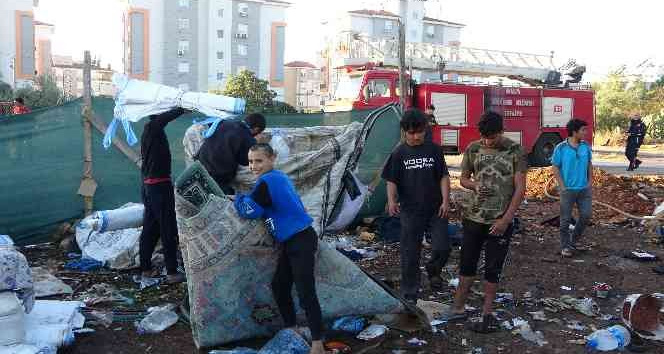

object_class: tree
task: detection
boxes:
[219,70,277,113]
[13,75,65,108]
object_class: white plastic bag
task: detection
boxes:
[269,129,290,164]
[0,292,26,346]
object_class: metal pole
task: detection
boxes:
[398,0,408,111]
[78,50,97,216]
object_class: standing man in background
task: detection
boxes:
[552,119,593,258]
[140,108,189,285]
[625,113,647,171]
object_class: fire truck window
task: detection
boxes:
[367,79,391,99]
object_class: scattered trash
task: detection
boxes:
[135,304,178,334]
[64,258,104,272]
[258,328,310,354]
[78,283,134,306]
[0,235,34,313]
[566,320,587,331]
[73,328,95,334]
[416,300,448,322]
[494,293,514,304]
[624,250,659,262]
[622,293,664,341]
[567,339,586,345]
[406,338,427,346]
[528,311,547,321]
[500,321,513,330]
[357,324,388,340]
[331,316,367,334]
[515,321,548,347]
[448,278,459,288]
[23,300,86,353]
[324,340,351,353]
[0,292,26,346]
[592,283,612,298]
[31,267,73,298]
[209,348,258,354]
[89,310,114,328]
[359,231,376,242]
[586,325,631,351]
[561,286,573,291]
[133,275,162,290]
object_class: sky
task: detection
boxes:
[35,0,664,80]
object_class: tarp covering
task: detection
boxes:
[175,117,404,348]
[0,97,400,245]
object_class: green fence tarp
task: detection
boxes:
[0,97,401,245]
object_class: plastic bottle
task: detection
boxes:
[586,325,631,351]
[270,129,290,164]
[136,304,179,334]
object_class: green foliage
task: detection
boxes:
[594,72,664,140]
[218,70,277,113]
[0,75,66,109]
[262,101,298,114]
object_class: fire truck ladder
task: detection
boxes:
[342,34,561,85]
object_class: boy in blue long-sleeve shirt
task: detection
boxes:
[234,143,324,354]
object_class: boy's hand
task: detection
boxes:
[388,201,400,217]
[438,200,449,218]
[489,217,510,236]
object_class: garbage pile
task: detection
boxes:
[1,235,87,354]
[526,167,664,217]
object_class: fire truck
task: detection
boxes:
[324,64,594,166]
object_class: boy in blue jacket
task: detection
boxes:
[234,143,325,354]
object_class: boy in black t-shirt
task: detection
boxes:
[382,109,451,304]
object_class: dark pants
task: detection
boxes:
[625,138,641,167]
[400,211,450,299]
[272,227,323,341]
[459,219,513,284]
[140,182,179,275]
[560,188,592,250]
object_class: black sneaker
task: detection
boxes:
[635,159,642,169]
[403,295,418,306]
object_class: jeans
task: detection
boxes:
[399,211,450,299]
[560,188,592,250]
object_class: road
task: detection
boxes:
[444,151,664,176]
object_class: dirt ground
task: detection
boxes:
[21,177,664,354]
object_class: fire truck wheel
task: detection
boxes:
[530,133,562,167]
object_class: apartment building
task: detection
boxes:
[52,55,114,98]
[0,0,38,88]
[283,61,321,112]
[123,0,289,98]
[35,20,55,77]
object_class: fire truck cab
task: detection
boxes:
[329,68,594,166]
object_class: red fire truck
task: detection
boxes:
[326,67,594,166]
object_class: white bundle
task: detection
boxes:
[104,74,245,148]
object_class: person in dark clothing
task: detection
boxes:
[140,108,189,284]
[625,114,647,171]
[382,109,451,303]
[196,113,266,194]
[424,104,437,143]
[234,143,325,354]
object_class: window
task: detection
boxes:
[217,72,224,80]
[384,21,393,34]
[217,29,224,38]
[427,25,435,37]
[238,3,248,17]
[178,40,189,56]
[363,79,391,99]
[179,0,190,7]
[178,18,190,29]
[237,24,248,38]
[178,83,189,91]
[178,62,190,73]
[237,65,247,74]
[217,8,224,17]
[238,44,247,56]
[216,51,224,59]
